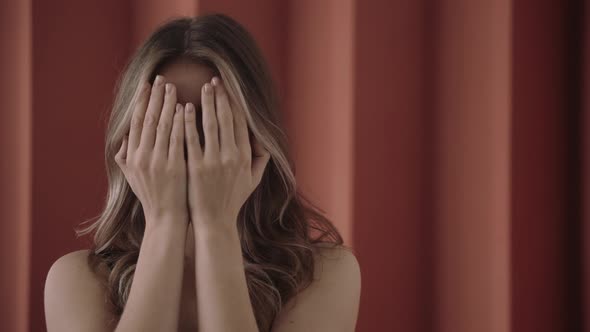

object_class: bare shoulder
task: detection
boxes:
[313,243,360,276]
[270,244,361,332]
[44,249,116,332]
[47,249,100,278]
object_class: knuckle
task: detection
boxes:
[157,120,171,133]
[135,86,148,103]
[156,121,172,136]
[228,147,239,156]
[131,115,144,129]
[185,131,198,142]
[133,157,149,171]
[221,155,238,167]
[192,161,205,172]
[204,120,216,131]
[204,157,220,169]
[170,134,183,146]
[141,82,151,94]
[238,154,249,167]
[144,113,157,126]
[220,110,232,123]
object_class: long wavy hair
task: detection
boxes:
[75,13,347,331]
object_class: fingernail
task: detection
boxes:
[176,104,183,113]
[186,103,194,112]
[204,83,212,93]
[211,76,219,86]
[155,75,164,85]
[165,83,172,94]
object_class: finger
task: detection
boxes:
[251,134,270,185]
[139,74,166,151]
[128,81,151,152]
[169,103,185,161]
[201,82,219,158]
[211,77,236,152]
[184,102,203,162]
[231,99,251,162]
[154,82,177,156]
[114,135,129,167]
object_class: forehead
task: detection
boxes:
[157,58,217,107]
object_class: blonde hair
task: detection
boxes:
[75,13,347,331]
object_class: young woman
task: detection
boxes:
[44,13,361,332]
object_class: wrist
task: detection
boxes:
[192,217,238,236]
[141,217,187,255]
[146,207,188,221]
[191,211,237,225]
[145,213,188,235]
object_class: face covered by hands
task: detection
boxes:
[183,76,270,229]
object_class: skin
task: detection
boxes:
[155,59,216,265]
[43,58,361,332]
[115,57,271,331]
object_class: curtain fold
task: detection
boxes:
[0,0,588,331]
[583,0,590,329]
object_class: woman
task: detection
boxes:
[44,13,361,332]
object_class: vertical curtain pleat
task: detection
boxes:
[1,1,588,331]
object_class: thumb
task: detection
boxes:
[251,135,270,186]
[114,135,129,169]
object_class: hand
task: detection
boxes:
[114,75,189,227]
[184,76,271,229]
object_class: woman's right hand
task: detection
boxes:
[114,74,189,228]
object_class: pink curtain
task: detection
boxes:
[0,0,588,331]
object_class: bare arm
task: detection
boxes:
[114,219,187,331]
[183,77,266,331]
[45,76,190,331]
[44,219,187,332]
[194,222,259,332]
[113,75,189,331]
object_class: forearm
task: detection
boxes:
[115,216,188,332]
[194,222,258,332]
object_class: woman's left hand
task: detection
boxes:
[183,76,270,230]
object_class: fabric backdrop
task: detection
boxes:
[0,0,588,331]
